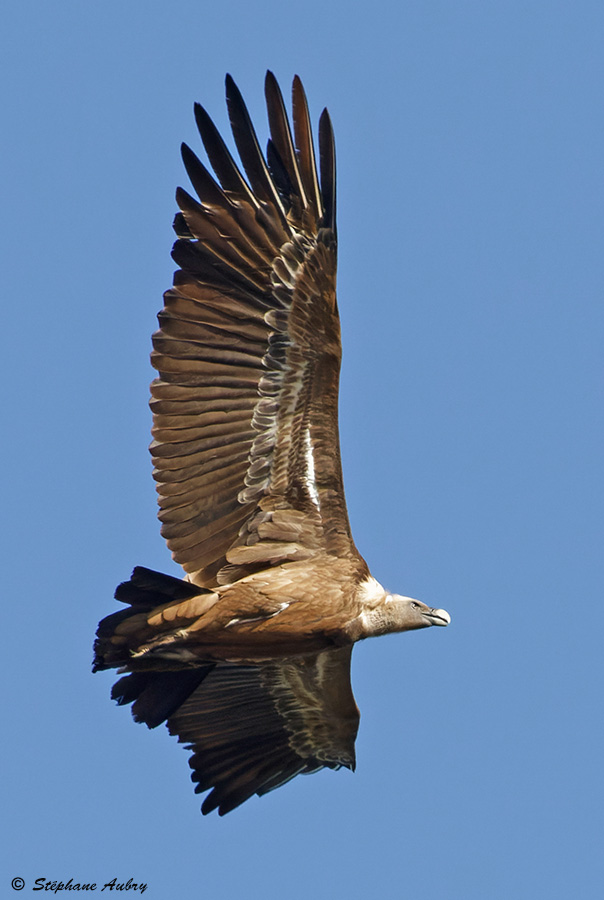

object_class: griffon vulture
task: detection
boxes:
[93,73,450,816]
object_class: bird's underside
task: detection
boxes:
[94,72,449,817]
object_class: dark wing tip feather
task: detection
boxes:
[264,70,308,215]
[319,108,337,232]
[180,142,226,210]
[291,74,322,221]
[224,73,287,219]
[193,102,257,204]
[266,137,294,210]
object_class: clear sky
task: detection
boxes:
[3,1,603,897]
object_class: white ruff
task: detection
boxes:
[356,575,389,612]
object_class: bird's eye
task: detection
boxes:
[411,602,419,610]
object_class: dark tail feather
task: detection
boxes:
[115,566,202,606]
[92,566,209,672]
[94,566,216,727]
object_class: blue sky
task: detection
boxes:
[3,1,603,897]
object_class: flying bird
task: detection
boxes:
[94,72,450,816]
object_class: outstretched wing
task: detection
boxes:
[111,646,358,816]
[152,73,356,588]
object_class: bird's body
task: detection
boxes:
[100,555,445,665]
[94,73,450,815]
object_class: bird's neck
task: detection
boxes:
[348,577,412,640]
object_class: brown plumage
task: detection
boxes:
[94,72,450,816]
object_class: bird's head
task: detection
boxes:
[388,595,451,633]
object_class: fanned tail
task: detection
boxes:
[93,566,211,671]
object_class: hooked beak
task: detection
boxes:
[422,607,451,627]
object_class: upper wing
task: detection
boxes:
[152,73,355,588]
[168,646,359,816]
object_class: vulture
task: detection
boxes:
[94,72,450,817]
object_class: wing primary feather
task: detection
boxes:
[264,70,308,214]
[292,75,322,222]
[266,138,295,208]
[180,143,228,210]
[193,102,259,206]
[319,109,337,232]
[224,74,289,227]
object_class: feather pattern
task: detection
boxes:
[151,72,352,588]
